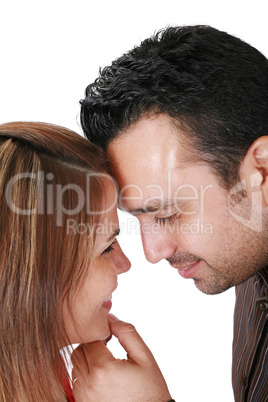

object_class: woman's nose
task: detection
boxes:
[114,246,131,274]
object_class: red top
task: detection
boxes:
[63,377,75,401]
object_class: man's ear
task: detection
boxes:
[240,136,268,205]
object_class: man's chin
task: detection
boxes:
[193,278,232,295]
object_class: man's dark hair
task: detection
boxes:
[80,25,268,188]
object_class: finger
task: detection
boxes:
[105,332,113,344]
[108,315,155,364]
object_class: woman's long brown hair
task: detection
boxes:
[0,122,110,401]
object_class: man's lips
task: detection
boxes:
[169,260,202,279]
[172,263,197,270]
[168,259,200,269]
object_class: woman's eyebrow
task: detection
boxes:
[107,227,120,242]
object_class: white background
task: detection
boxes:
[1,1,267,401]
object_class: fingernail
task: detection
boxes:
[108,313,119,322]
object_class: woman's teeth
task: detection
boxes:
[104,294,112,303]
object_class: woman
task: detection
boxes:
[0,121,130,401]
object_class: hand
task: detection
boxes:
[71,314,172,401]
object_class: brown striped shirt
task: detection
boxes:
[232,267,268,401]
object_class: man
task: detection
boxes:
[74,26,268,401]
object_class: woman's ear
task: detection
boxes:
[241,136,268,205]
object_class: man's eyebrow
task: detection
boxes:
[124,199,186,215]
[107,227,120,242]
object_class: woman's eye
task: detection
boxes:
[154,213,178,226]
[102,239,117,255]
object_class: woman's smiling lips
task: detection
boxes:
[102,296,113,310]
[102,284,118,309]
[170,260,202,279]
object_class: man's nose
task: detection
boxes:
[141,230,176,264]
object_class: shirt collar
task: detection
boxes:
[258,266,268,286]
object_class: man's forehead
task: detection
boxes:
[107,114,185,174]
